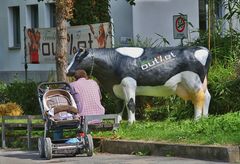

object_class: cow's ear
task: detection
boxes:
[78,47,85,54]
[78,47,85,53]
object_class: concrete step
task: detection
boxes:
[96,139,240,163]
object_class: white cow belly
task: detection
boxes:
[136,85,174,97]
[113,84,174,99]
[113,71,202,99]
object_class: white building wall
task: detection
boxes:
[1,0,134,82]
[0,0,56,82]
[132,0,200,46]
[110,0,133,46]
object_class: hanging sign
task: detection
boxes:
[173,15,188,39]
[25,22,112,64]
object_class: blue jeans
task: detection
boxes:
[53,128,63,140]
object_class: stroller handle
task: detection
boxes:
[37,81,74,120]
[37,81,73,96]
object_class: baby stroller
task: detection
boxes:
[37,82,94,160]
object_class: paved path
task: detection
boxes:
[0,149,228,164]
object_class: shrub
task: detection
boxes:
[0,102,23,116]
[207,59,240,115]
[0,81,8,103]
[4,80,40,115]
[140,96,194,121]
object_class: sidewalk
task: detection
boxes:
[94,138,240,163]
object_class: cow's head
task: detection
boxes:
[66,48,92,76]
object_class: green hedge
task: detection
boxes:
[0,80,40,115]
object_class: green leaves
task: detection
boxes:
[223,0,240,21]
[0,80,40,115]
[126,0,136,6]
[70,0,111,26]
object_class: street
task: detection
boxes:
[0,149,227,164]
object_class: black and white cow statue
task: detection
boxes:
[66,46,211,124]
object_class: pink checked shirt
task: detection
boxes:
[70,78,105,116]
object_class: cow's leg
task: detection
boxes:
[202,77,211,117]
[179,72,207,120]
[192,89,205,119]
[116,102,125,123]
[113,86,126,123]
[176,83,207,119]
[176,84,191,101]
[203,88,211,117]
[120,77,137,124]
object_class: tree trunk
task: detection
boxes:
[208,0,215,50]
[55,0,68,82]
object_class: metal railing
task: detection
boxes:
[1,115,43,149]
[1,114,119,150]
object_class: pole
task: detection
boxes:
[181,37,184,47]
[24,26,28,82]
[208,0,211,50]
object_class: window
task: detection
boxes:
[45,3,56,27]
[27,5,39,28]
[49,3,56,27]
[215,0,224,19]
[199,0,207,31]
[8,6,21,48]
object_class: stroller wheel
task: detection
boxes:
[38,137,45,158]
[44,137,52,160]
[85,134,94,156]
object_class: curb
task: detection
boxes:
[94,138,240,163]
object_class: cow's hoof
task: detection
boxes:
[127,120,135,125]
[117,115,122,123]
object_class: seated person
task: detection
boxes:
[69,69,105,122]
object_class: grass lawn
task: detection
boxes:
[1,112,239,149]
[92,112,240,146]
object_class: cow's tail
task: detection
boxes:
[204,47,212,75]
[196,46,212,76]
[201,47,212,118]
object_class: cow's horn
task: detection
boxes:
[79,47,85,54]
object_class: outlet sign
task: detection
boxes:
[25,22,112,64]
[173,15,188,39]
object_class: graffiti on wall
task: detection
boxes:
[25,22,112,64]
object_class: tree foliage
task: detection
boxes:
[126,0,136,5]
[56,0,74,20]
[70,0,110,26]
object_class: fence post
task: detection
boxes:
[1,116,6,148]
[27,115,32,150]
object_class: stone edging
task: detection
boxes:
[95,138,240,163]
